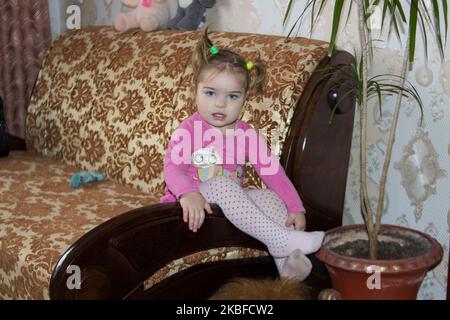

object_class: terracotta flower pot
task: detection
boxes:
[315,224,443,300]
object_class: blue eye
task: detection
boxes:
[229,94,239,100]
[205,90,215,97]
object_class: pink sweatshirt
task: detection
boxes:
[160,112,305,213]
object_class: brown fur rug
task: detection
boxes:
[209,278,311,300]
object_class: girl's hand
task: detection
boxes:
[285,211,306,231]
[179,192,213,232]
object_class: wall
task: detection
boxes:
[47,0,449,299]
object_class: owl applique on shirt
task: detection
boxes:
[191,147,243,185]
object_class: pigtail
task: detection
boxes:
[192,27,212,81]
[248,57,267,96]
[192,27,268,97]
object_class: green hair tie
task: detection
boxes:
[246,61,254,71]
[210,45,219,55]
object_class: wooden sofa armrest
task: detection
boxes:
[282,50,356,232]
[50,203,273,299]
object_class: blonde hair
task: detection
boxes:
[192,28,267,96]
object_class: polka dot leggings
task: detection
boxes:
[246,188,311,276]
[199,176,322,279]
[198,176,324,258]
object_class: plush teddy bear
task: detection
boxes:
[115,0,180,32]
[169,0,216,30]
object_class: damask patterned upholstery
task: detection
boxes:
[0,26,328,299]
[0,151,158,299]
[26,26,328,191]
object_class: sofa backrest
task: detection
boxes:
[26,26,328,195]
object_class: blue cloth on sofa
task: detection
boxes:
[70,171,106,188]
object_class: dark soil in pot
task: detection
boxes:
[324,226,432,260]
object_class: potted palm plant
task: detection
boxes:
[285,0,447,299]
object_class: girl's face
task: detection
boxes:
[196,68,247,134]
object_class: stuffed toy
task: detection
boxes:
[169,0,216,30]
[70,171,106,189]
[115,0,180,32]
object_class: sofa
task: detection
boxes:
[0,26,356,299]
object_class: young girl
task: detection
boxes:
[160,29,324,280]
